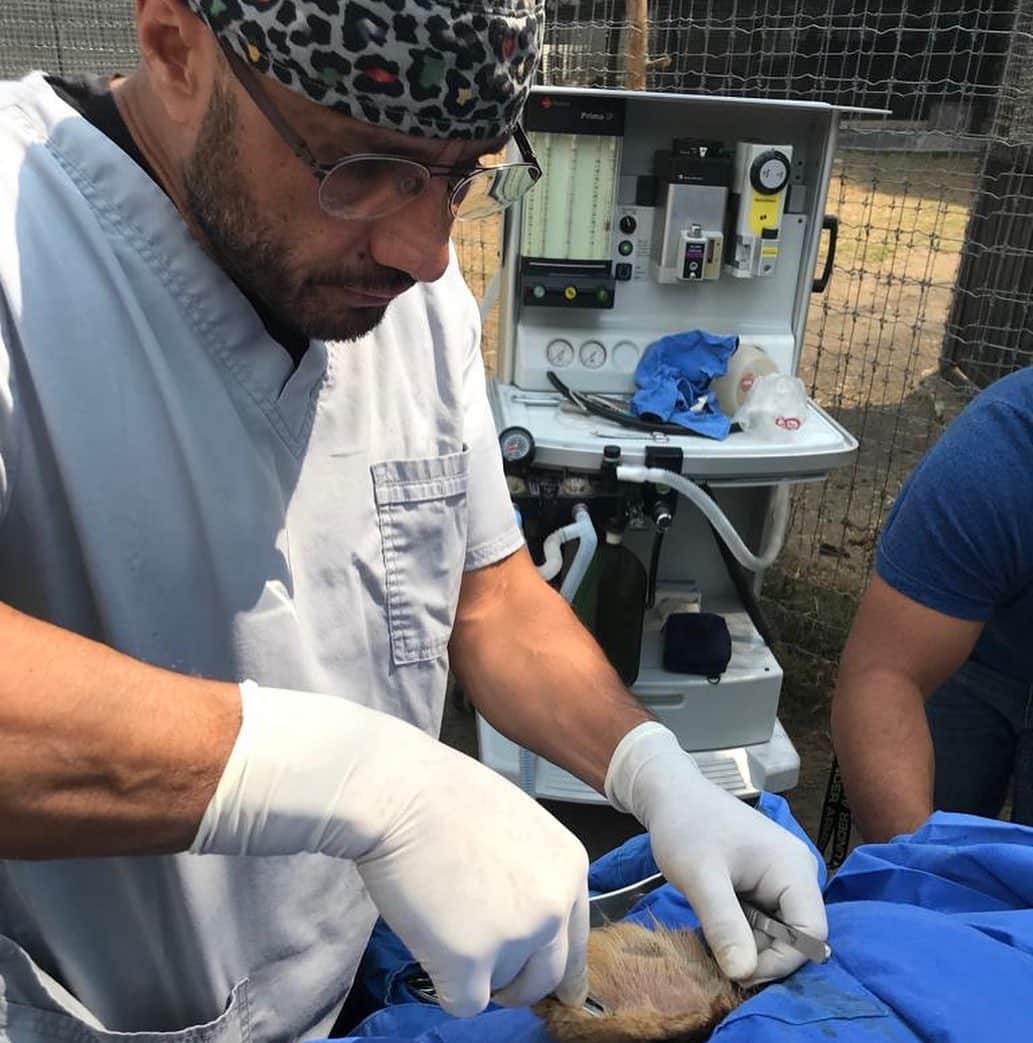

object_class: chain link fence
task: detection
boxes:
[3,0,1031,826]
[497,1,1030,824]
[0,1,137,75]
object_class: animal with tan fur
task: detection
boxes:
[534,921,750,1043]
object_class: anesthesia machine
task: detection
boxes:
[478,86,881,803]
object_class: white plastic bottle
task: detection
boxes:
[712,342,779,416]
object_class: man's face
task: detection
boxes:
[181,61,503,343]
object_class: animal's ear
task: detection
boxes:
[533,923,748,1043]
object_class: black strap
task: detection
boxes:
[817,756,853,871]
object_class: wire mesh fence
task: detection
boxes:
[2,0,1031,825]
[480,0,1031,825]
[0,1,137,76]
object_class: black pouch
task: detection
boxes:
[663,612,732,679]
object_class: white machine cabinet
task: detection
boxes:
[476,86,881,803]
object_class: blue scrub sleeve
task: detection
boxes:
[876,375,1033,621]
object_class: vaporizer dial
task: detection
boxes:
[545,338,575,367]
[749,150,791,195]
[578,340,607,370]
[499,426,535,474]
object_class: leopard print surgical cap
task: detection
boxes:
[185,0,544,139]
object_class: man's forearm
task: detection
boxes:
[0,601,240,858]
[831,666,934,843]
[449,563,652,793]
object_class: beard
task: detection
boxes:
[182,75,412,343]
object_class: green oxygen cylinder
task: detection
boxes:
[571,544,603,632]
[593,516,648,687]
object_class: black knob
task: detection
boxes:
[749,149,791,195]
[601,444,622,485]
[652,502,674,532]
[619,214,637,234]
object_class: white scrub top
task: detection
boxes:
[0,73,523,1043]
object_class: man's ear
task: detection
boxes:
[134,0,217,125]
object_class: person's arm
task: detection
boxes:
[831,574,982,843]
[0,303,240,856]
[0,600,240,858]
[450,548,828,985]
[1,596,590,1014]
[449,545,652,791]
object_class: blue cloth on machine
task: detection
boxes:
[630,329,738,439]
[319,796,1033,1042]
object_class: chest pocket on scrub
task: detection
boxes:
[0,934,251,1043]
[371,449,470,665]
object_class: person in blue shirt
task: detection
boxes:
[832,367,1033,842]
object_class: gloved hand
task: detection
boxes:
[605,721,827,983]
[192,682,590,1016]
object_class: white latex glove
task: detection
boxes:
[192,682,590,1016]
[605,721,827,983]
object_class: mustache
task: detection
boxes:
[303,264,415,297]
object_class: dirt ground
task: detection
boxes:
[450,150,984,850]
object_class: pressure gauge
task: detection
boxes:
[579,340,607,370]
[750,150,791,195]
[545,338,575,368]
[613,340,640,372]
[499,426,535,473]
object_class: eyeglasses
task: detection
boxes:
[217,38,542,223]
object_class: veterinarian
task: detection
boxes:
[0,1,827,1039]
[833,368,1033,842]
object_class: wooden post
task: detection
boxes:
[626,0,649,90]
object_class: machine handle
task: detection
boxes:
[812,214,838,293]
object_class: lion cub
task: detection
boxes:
[534,921,748,1043]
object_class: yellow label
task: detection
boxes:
[761,246,779,257]
[749,191,783,237]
